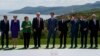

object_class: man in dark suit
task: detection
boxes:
[58,15,69,48]
[89,14,99,48]
[80,16,88,48]
[32,12,44,48]
[0,15,9,49]
[46,12,57,48]
[70,15,79,48]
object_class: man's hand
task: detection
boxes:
[25,26,28,28]
[54,28,57,31]
[34,29,36,32]
[84,28,87,31]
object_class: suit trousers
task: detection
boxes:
[34,29,42,47]
[46,30,56,47]
[71,32,78,47]
[59,31,67,47]
[81,31,88,47]
[23,33,31,48]
[90,31,98,47]
[1,31,9,48]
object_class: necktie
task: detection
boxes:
[93,19,96,25]
[4,20,7,24]
[37,18,40,28]
[62,20,63,23]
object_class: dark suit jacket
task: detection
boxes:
[0,21,1,31]
[47,18,57,31]
[70,20,79,33]
[80,20,88,32]
[58,20,69,32]
[32,17,44,31]
[89,19,99,32]
[0,20,9,32]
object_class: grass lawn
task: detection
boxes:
[0,37,100,45]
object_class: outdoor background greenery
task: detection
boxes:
[0,9,100,45]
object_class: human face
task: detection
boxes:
[50,13,55,18]
[92,16,96,19]
[61,16,65,19]
[3,15,8,20]
[13,16,17,20]
[80,16,84,19]
[24,17,29,22]
[36,13,40,18]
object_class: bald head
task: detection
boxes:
[92,14,96,16]
[92,14,97,19]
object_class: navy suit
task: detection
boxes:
[58,19,69,48]
[80,20,88,48]
[0,20,9,48]
[89,19,99,48]
[46,18,57,48]
[70,19,79,48]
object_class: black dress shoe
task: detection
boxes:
[12,47,15,49]
[89,46,93,49]
[74,46,77,48]
[34,47,39,49]
[58,46,62,49]
[5,47,9,49]
[80,46,83,48]
[46,46,49,49]
[51,46,55,49]
[84,46,87,48]
[24,47,27,49]
[70,46,73,48]
[63,46,66,48]
[94,47,98,49]
[38,46,41,48]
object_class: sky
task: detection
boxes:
[0,0,100,10]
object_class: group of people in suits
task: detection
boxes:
[0,15,20,49]
[0,12,99,49]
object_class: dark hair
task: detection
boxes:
[71,14,76,17]
[50,12,55,15]
[3,15,7,17]
[24,16,28,20]
[13,16,17,18]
